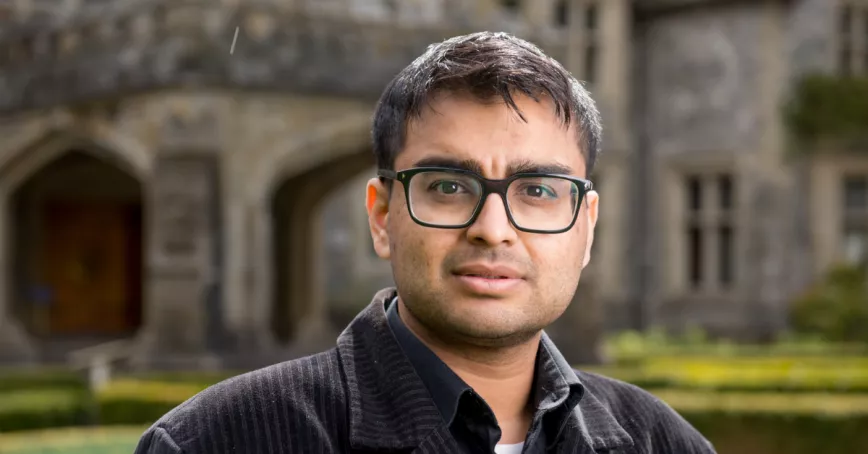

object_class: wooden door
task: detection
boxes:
[41,202,137,336]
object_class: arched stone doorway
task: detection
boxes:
[270,149,375,345]
[7,149,144,348]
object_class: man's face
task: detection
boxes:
[366,92,599,347]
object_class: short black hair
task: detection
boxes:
[371,31,602,176]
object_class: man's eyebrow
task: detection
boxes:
[412,156,484,173]
[507,160,573,176]
[411,156,574,176]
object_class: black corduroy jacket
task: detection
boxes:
[135,288,716,453]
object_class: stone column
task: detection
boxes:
[0,191,37,363]
[243,201,278,351]
[290,201,336,354]
[131,154,222,370]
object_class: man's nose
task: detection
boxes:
[465,194,519,246]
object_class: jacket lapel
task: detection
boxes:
[337,288,448,452]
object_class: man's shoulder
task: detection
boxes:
[573,367,670,415]
[135,349,348,454]
[573,368,717,453]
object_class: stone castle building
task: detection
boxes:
[0,0,863,367]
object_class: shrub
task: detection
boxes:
[0,389,93,432]
[0,368,88,392]
[784,74,868,152]
[584,356,868,393]
[0,426,146,453]
[687,412,868,454]
[790,264,868,343]
[96,380,209,426]
[656,390,868,454]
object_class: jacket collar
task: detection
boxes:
[336,287,633,452]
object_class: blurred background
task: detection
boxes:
[0,0,866,452]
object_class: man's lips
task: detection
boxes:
[452,263,524,280]
[451,263,526,297]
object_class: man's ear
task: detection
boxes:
[366,178,391,259]
[582,190,599,269]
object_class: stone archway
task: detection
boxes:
[0,128,152,362]
[270,149,375,345]
[225,110,374,355]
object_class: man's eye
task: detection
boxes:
[430,181,464,194]
[523,185,556,198]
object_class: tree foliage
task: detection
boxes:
[784,75,868,153]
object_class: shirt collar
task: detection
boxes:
[336,287,634,452]
[385,296,586,421]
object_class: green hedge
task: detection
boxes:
[96,380,211,426]
[0,368,88,392]
[0,426,146,454]
[659,390,868,453]
[584,356,868,393]
[688,413,868,454]
[0,389,94,432]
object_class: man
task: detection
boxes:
[136,32,716,453]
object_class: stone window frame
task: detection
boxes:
[660,156,744,300]
[837,0,868,76]
[563,0,601,86]
[808,155,868,276]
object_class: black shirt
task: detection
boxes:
[386,297,584,454]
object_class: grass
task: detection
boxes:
[0,426,146,453]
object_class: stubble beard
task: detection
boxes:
[400,287,552,350]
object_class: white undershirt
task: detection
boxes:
[494,442,525,454]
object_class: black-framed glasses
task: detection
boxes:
[378,167,594,234]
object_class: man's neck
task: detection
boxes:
[398,299,539,444]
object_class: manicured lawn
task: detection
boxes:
[0,426,146,454]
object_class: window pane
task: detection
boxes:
[687,176,702,212]
[500,0,520,12]
[586,3,597,30]
[844,176,868,211]
[584,44,597,84]
[843,228,868,265]
[841,44,853,76]
[688,225,703,288]
[719,225,734,286]
[841,5,852,36]
[718,174,734,210]
[865,10,868,72]
[555,0,568,27]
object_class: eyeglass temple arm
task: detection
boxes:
[377,169,398,180]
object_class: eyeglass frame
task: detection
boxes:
[377,166,594,234]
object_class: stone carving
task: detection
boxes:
[152,158,211,261]
[647,9,762,154]
[0,1,558,114]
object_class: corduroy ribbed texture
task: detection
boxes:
[135,288,716,453]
